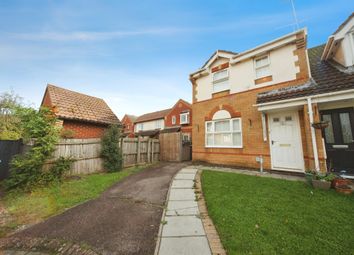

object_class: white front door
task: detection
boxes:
[268,111,304,171]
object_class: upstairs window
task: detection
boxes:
[180,112,190,124]
[172,115,176,125]
[254,55,270,79]
[155,120,162,129]
[212,69,229,93]
[137,123,144,131]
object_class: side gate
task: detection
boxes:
[0,140,23,180]
[159,132,191,162]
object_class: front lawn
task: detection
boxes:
[202,170,354,255]
[0,165,147,237]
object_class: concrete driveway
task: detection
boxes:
[1,162,189,255]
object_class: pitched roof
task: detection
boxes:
[333,12,354,34]
[123,114,137,122]
[135,108,171,123]
[256,44,354,104]
[43,84,120,125]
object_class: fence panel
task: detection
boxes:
[159,132,182,162]
[46,137,160,175]
[0,140,23,180]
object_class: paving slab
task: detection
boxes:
[168,188,195,201]
[166,200,198,216]
[171,179,194,189]
[158,236,211,255]
[174,173,196,180]
[179,168,198,174]
[162,216,204,237]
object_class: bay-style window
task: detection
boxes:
[213,69,229,93]
[205,118,242,148]
[254,55,270,79]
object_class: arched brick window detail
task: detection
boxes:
[205,104,241,121]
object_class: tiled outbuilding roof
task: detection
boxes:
[43,84,120,125]
[135,108,171,123]
[256,44,354,104]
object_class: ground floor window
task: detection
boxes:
[205,118,242,148]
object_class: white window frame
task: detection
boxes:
[155,120,162,129]
[137,123,144,131]
[254,55,271,79]
[212,69,229,93]
[182,133,191,141]
[180,112,190,124]
[205,118,242,148]
[172,115,176,125]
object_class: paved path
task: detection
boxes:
[156,168,212,255]
[1,162,189,255]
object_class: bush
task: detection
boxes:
[60,129,75,139]
[101,125,123,172]
[4,107,67,190]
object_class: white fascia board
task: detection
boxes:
[231,29,306,64]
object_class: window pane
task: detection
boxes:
[206,134,213,146]
[322,114,334,143]
[255,56,269,68]
[256,66,270,78]
[233,119,240,131]
[215,120,230,132]
[213,69,228,81]
[213,79,229,92]
[233,133,242,146]
[214,133,232,146]
[206,122,213,132]
[339,113,353,143]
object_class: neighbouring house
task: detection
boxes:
[121,114,137,138]
[41,84,120,139]
[134,99,192,140]
[190,13,354,175]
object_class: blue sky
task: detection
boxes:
[0,0,351,118]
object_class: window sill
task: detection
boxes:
[212,89,230,98]
[205,145,243,149]
[255,75,273,85]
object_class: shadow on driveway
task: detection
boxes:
[1,162,189,255]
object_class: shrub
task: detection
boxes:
[5,107,66,190]
[101,125,123,172]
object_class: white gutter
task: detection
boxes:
[307,97,320,172]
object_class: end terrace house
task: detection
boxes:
[190,14,354,174]
[41,84,120,138]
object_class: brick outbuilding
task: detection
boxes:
[41,84,120,138]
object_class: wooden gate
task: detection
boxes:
[159,132,191,162]
[0,140,23,180]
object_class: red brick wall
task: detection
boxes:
[121,115,135,138]
[62,120,107,139]
[192,79,313,170]
[165,100,192,136]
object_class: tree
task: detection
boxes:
[0,90,23,140]
[101,125,123,172]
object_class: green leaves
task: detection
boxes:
[101,124,123,172]
[5,106,67,191]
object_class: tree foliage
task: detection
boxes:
[101,125,123,172]
[0,90,23,140]
[5,107,72,190]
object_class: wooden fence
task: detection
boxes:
[159,132,191,162]
[43,137,160,175]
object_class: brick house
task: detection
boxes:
[133,99,192,140]
[190,14,354,175]
[41,84,120,139]
[121,114,137,138]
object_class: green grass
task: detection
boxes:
[202,170,354,255]
[0,165,147,237]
